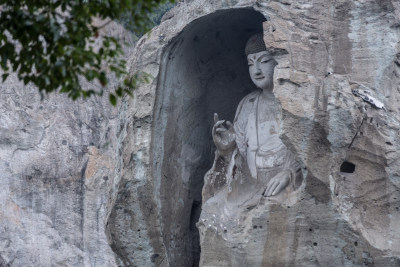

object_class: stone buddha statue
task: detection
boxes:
[198,35,303,265]
[204,34,301,204]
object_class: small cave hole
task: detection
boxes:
[354,241,358,247]
[151,253,159,263]
[386,141,393,145]
[313,242,318,246]
[340,161,355,173]
[309,228,313,232]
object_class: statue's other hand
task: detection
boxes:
[263,171,290,197]
[212,113,236,154]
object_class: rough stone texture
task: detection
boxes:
[2,0,400,266]
[117,0,400,266]
[0,22,134,266]
[0,78,118,266]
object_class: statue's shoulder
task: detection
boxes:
[237,90,260,109]
[234,90,260,120]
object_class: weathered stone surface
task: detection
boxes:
[119,0,400,266]
[2,0,400,266]
[0,22,133,266]
[0,79,118,266]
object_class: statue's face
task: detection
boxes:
[247,51,277,90]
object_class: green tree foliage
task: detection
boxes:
[120,2,175,37]
[0,0,174,105]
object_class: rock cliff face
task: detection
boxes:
[121,0,400,266]
[1,0,400,266]
[0,22,132,266]
[0,78,119,266]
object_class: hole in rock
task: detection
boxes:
[340,161,356,173]
[313,242,318,246]
[151,254,160,263]
[153,8,266,267]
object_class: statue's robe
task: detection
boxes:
[203,90,302,206]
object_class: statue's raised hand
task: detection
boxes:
[212,113,236,155]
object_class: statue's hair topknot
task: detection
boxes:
[245,34,267,56]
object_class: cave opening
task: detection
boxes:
[340,161,356,173]
[152,8,266,267]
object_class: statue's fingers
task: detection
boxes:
[266,181,279,197]
[226,121,233,129]
[212,120,224,135]
[214,120,226,128]
[265,183,274,197]
[272,182,285,196]
[264,181,271,196]
[216,128,227,133]
[271,181,282,196]
[264,183,272,196]
[265,178,274,189]
[213,134,221,143]
[214,113,219,124]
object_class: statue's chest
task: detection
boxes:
[245,97,281,149]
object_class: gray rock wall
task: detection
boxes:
[1,0,400,266]
[0,77,119,266]
[0,22,133,266]
[118,0,400,266]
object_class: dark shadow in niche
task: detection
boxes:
[152,8,266,267]
[340,161,356,173]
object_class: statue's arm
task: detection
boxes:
[232,97,248,159]
[264,147,302,197]
[283,150,303,189]
[202,148,237,202]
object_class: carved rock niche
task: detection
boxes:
[152,8,266,267]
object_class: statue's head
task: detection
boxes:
[245,34,277,90]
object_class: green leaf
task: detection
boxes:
[116,87,123,97]
[2,73,9,82]
[0,0,177,106]
[109,93,117,106]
